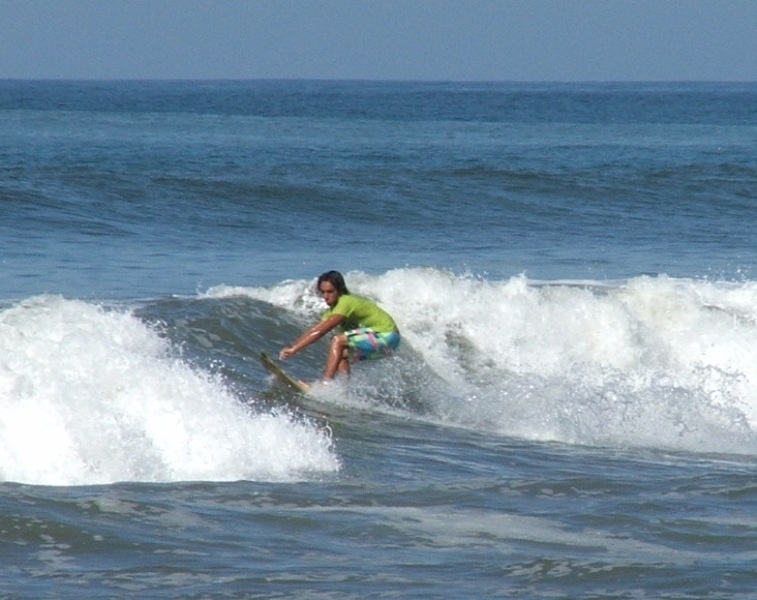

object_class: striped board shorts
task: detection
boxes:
[345,327,401,363]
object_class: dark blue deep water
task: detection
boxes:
[1,80,756,598]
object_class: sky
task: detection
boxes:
[0,0,755,81]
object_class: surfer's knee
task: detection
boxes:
[329,333,348,351]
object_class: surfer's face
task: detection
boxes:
[318,281,340,307]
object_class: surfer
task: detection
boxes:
[279,270,400,386]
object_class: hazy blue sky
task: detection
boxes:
[1,0,754,81]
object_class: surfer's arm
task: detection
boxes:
[279,314,344,360]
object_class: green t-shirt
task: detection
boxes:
[322,294,397,333]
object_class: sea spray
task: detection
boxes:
[0,295,339,485]
[210,269,757,454]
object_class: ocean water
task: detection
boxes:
[1,80,756,598]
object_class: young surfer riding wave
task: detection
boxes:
[279,270,400,388]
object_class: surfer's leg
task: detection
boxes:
[324,333,350,380]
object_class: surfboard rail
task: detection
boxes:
[260,352,310,394]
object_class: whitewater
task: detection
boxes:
[3,269,756,488]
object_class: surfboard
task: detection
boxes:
[260,352,310,394]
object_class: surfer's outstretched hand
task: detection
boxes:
[279,346,295,360]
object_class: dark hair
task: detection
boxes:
[317,270,350,295]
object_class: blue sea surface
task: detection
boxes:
[1,80,756,598]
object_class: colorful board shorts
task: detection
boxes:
[345,328,401,363]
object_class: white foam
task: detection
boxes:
[0,295,339,486]
[201,269,757,454]
[203,279,325,314]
